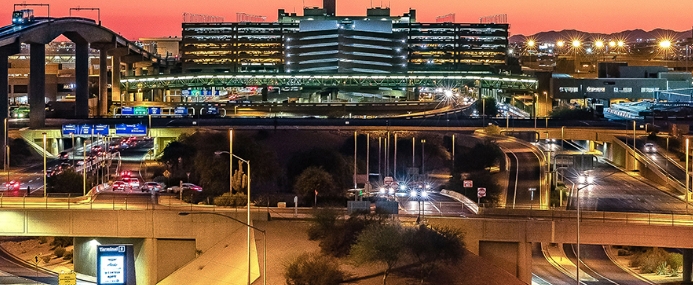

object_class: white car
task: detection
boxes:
[644,143,656,153]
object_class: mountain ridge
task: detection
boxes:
[509,29,692,43]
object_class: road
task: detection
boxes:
[0,245,94,285]
[497,139,542,209]
[394,192,471,217]
[531,243,576,285]
[563,244,651,285]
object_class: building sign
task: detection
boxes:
[115,124,147,136]
[97,245,126,285]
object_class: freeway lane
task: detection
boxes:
[567,162,689,214]
[497,139,542,209]
[564,244,650,285]
[531,243,575,285]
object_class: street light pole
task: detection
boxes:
[84,139,89,196]
[42,132,47,199]
[421,139,426,179]
[687,138,689,213]
[229,129,233,196]
[179,212,266,285]
[215,150,251,285]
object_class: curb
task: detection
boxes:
[602,245,655,284]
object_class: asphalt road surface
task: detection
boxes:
[497,139,542,209]
[564,244,650,285]
[531,243,576,285]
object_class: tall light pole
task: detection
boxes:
[687,138,689,213]
[71,132,75,168]
[420,139,426,179]
[659,39,672,66]
[42,132,47,199]
[572,39,581,73]
[215,150,251,284]
[179,211,266,285]
[576,173,595,285]
[84,139,89,196]
[229,129,233,196]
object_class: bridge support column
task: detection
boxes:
[99,49,109,117]
[0,51,8,171]
[684,249,693,283]
[29,43,46,129]
[112,55,121,103]
[75,42,89,118]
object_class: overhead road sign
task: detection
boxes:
[115,123,147,136]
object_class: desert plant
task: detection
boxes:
[41,255,51,263]
[54,247,66,258]
[284,252,345,285]
[63,249,73,261]
[37,237,47,244]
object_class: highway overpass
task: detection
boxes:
[2,207,693,284]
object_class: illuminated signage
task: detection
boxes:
[61,124,78,136]
[97,245,126,285]
[174,107,189,116]
[115,124,147,136]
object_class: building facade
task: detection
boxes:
[181,5,509,74]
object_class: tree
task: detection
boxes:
[454,140,503,173]
[287,148,351,191]
[47,169,90,194]
[294,167,336,204]
[284,252,345,285]
[475,96,498,117]
[351,223,408,285]
[407,225,465,283]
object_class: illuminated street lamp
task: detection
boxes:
[214,149,251,285]
[659,39,672,65]
[526,40,536,64]
[572,40,581,72]
[594,40,605,62]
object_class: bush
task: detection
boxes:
[50,237,73,249]
[307,208,339,240]
[54,247,66,258]
[213,192,248,207]
[38,237,47,244]
[63,249,73,261]
[284,252,345,285]
[41,255,51,263]
[630,248,670,274]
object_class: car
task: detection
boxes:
[123,177,140,189]
[142,182,163,192]
[169,183,203,193]
[112,181,127,191]
[644,143,656,153]
[59,151,69,161]
[4,180,20,191]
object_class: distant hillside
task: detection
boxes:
[509,29,692,44]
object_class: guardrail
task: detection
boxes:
[480,208,693,226]
[614,137,686,193]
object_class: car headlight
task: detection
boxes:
[410,190,417,197]
[379,187,385,194]
[399,185,406,190]
[421,191,429,197]
[578,175,586,184]
[586,176,595,184]
[425,184,431,189]
[388,188,395,195]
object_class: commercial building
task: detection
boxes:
[181,0,510,74]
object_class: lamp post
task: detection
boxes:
[659,39,671,66]
[575,172,595,285]
[215,150,251,285]
[42,132,47,199]
[420,139,427,180]
[179,211,266,285]
[84,139,90,196]
[572,40,581,73]
[71,132,75,168]
[686,138,689,213]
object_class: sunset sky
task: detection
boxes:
[1,0,692,40]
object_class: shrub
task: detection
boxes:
[213,193,248,207]
[63,250,73,261]
[38,237,47,244]
[284,252,345,285]
[50,237,73,249]
[307,208,339,240]
[54,247,66,258]
[667,252,683,273]
[41,255,51,263]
